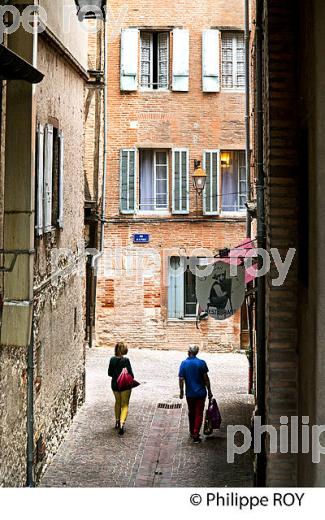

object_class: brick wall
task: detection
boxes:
[261,0,299,486]
[93,0,250,352]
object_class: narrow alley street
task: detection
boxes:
[41,349,254,488]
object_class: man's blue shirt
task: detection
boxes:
[178,356,209,398]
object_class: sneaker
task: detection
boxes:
[115,421,120,430]
[193,436,201,444]
[118,425,125,436]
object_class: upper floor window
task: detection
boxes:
[221,32,245,90]
[120,148,189,215]
[35,123,64,236]
[140,32,169,90]
[139,149,168,210]
[120,28,189,92]
[220,150,247,212]
[203,149,247,215]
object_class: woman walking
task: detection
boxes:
[108,342,134,436]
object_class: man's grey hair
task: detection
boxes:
[188,345,199,355]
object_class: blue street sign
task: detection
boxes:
[133,233,150,244]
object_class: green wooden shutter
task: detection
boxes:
[120,149,136,214]
[203,150,220,215]
[172,148,189,214]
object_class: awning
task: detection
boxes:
[0,44,44,83]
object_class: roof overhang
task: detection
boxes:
[0,44,44,83]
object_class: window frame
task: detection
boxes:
[138,149,169,214]
[168,256,197,321]
[140,30,170,91]
[221,31,245,91]
[220,149,247,215]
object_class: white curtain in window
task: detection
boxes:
[140,150,154,210]
[158,32,169,88]
[222,158,237,211]
[141,32,152,88]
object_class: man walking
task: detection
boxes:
[179,345,212,443]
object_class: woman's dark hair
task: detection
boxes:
[115,342,128,357]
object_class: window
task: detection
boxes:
[203,150,247,214]
[120,28,189,92]
[140,31,169,90]
[36,123,64,236]
[221,31,245,89]
[120,148,190,214]
[139,150,168,210]
[220,150,247,212]
[168,257,197,319]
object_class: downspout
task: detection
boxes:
[255,0,266,486]
[27,8,39,487]
[26,316,35,487]
[245,0,251,238]
[89,16,108,348]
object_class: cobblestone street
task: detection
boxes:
[41,348,254,488]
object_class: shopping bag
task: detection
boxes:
[208,398,222,430]
[117,368,134,391]
[203,409,213,436]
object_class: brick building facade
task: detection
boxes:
[94,0,250,352]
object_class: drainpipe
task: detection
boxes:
[100,16,108,253]
[26,9,39,487]
[89,16,108,348]
[245,0,251,238]
[26,315,35,487]
[255,0,266,486]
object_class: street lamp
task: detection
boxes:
[192,160,207,195]
[74,0,107,20]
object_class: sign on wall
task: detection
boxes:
[133,233,150,244]
[196,261,245,320]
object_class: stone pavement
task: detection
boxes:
[41,348,254,487]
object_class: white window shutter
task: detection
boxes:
[172,29,189,92]
[202,29,220,92]
[120,149,137,214]
[120,28,139,91]
[36,123,44,236]
[58,131,64,229]
[203,150,220,215]
[168,257,185,318]
[172,149,189,214]
[43,124,53,232]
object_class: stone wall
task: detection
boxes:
[0,33,86,486]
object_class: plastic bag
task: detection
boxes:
[208,398,222,430]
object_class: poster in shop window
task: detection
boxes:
[196,261,245,321]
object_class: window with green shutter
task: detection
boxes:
[203,150,220,215]
[120,149,136,214]
[172,148,189,214]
